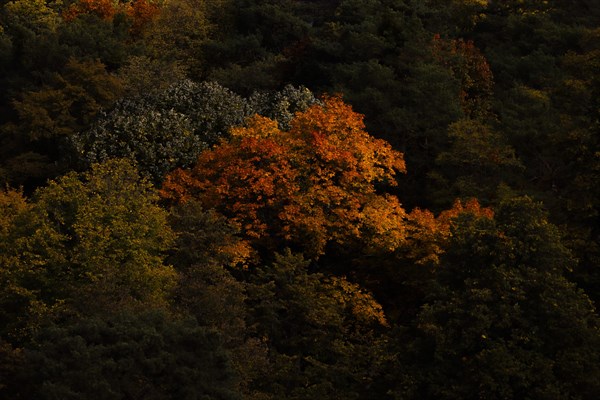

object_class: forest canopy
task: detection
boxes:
[1,0,599,399]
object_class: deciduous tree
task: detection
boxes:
[71,80,318,183]
[161,96,407,257]
[0,159,176,343]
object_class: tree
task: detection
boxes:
[430,35,495,120]
[246,250,389,399]
[19,310,242,400]
[392,197,600,399]
[161,96,407,258]
[117,55,188,98]
[0,159,176,342]
[0,188,35,342]
[343,198,494,325]
[142,0,219,78]
[422,0,490,36]
[57,11,133,69]
[71,80,318,183]
[247,84,320,130]
[286,0,473,207]
[202,0,314,93]
[0,57,123,186]
[0,338,25,399]
[0,0,65,137]
[0,0,62,74]
[70,80,246,183]
[166,201,269,399]
[429,118,522,205]
[449,0,600,305]
[550,27,600,304]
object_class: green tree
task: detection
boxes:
[117,55,188,97]
[0,0,63,73]
[429,118,522,205]
[393,197,600,399]
[143,0,222,78]
[0,339,25,399]
[0,159,176,342]
[422,0,489,36]
[58,9,134,69]
[203,0,313,93]
[247,250,389,399]
[19,311,241,400]
[551,28,600,304]
[0,57,123,186]
[166,201,270,399]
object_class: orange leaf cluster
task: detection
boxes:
[161,96,407,256]
[62,0,160,35]
[437,198,494,228]
[62,0,118,21]
[126,0,161,35]
[406,198,494,265]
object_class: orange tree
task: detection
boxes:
[161,96,407,258]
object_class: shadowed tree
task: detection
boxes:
[392,197,600,399]
[19,310,242,400]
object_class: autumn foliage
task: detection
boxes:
[405,198,494,265]
[161,96,408,256]
[62,0,119,21]
[126,0,161,35]
[62,0,160,35]
[2,1,600,397]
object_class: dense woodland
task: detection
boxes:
[1,0,600,398]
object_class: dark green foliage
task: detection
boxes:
[247,250,389,399]
[143,0,222,79]
[472,6,600,302]
[57,12,134,69]
[393,197,600,399]
[20,311,241,400]
[0,339,26,399]
[0,57,124,187]
[117,56,189,98]
[430,118,522,205]
[166,201,271,399]
[0,0,64,75]
[167,200,249,334]
[203,0,315,93]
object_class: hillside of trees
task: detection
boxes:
[1,0,599,398]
